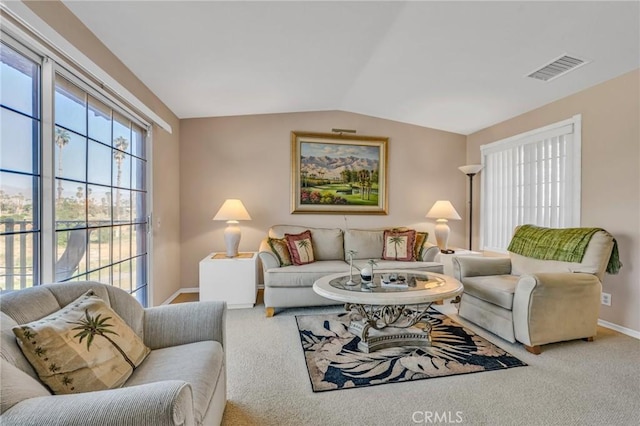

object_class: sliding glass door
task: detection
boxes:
[0,37,150,306]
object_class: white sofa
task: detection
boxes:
[258,225,444,316]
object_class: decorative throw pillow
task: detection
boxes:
[414,231,429,260]
[268,237,293,266]
[285,230,316,265]
[382,229,417,261]
[12,290,150,395]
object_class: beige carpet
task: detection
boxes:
[221,302,640,425]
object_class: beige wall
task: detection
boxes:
[467,69,640,333]
[25,1,182,306]
[179,111,467,286]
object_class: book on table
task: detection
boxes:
[381,273,408,288]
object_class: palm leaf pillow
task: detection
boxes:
[382,229,417,261]
[285,230,316,265]
[13,290,149,394]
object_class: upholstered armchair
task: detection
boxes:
[453,227,617,354]
[1,281,227,425]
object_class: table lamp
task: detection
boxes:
[426,200,461,252]
[213,199,252,257]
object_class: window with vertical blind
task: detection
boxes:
[480,115,581,252]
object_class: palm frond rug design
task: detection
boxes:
[296,310,526,392]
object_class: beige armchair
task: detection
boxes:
[1,281,227,425]
[453,228,616,354]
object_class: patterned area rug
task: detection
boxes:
[296,310,526,392]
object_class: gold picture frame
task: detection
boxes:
[291,131,388,214]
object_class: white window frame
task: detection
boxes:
[1,20,154,305]
[479,115,582,253]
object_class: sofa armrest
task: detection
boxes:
[143,301,225,349]
[420,243,440,262]
[452,256,512,280]
[0,380,194,426]
[258,237,280,271]
[258,251,280,271]
[512,272,602,346]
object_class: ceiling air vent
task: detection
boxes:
[526,54,589,82]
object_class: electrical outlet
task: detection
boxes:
[601,292,611,306]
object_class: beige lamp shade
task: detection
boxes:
[213,199,251,257]
[213,199,252,222]
[458,164,484,175]
[425,200,461,221]
[426,200,460,252]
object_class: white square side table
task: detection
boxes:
[199,252,258,309]
[435,249,483,277]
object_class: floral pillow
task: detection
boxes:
[12,290,149,395]
[285,230,316,265]
[268,237,293,266]
[414,231,429,260]
[382,229,417,261]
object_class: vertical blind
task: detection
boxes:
[480,117,581,252]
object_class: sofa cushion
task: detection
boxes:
[461,275,519,310]
[414,232,429,260]
[0,358,51,414]
[344,229,384,260]
[382,229,416,261]
[12,290,149,394]
[270,225,344,261]
[267,237,292,266]
[285,230,316,265]
[125,340,223,425]
[264,261,348,288]
[352,260,443,273]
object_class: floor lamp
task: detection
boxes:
[458,165,484,250]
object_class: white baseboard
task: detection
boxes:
[162,286,264,305]
[161,287,199,305]
[598,319,640,340]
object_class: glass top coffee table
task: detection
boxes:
[313,270,463,353]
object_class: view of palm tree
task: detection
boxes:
[113,136,129,221]
[55,127,70,200]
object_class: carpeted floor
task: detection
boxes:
[296,310,526,392]
[221,301,640,425]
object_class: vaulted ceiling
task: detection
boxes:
[62,1,640,135]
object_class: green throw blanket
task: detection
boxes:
[507,225,622,274]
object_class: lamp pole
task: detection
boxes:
[458,165,483,250]
[466,173,476,250]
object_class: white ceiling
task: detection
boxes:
[62,1,640,135]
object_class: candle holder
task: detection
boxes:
[346,250,357,285]
[366,259,378,287]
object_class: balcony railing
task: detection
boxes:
[1,219,142,292]
[1,219,33,291]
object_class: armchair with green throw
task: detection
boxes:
[453,226,620,354]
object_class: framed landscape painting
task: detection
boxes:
[291,131,388,214]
